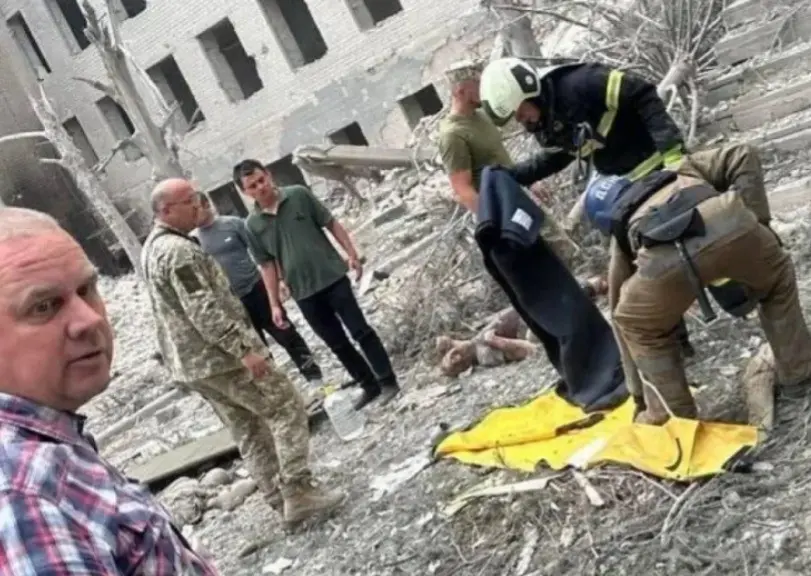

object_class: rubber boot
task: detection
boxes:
[282,479,345,528]
[634,352,697,425]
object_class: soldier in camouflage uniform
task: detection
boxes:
[141,178,344,528]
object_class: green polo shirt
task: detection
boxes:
[245,185,348,301]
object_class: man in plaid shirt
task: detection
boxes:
[0,207,219,575]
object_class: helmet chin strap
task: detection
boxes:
[520,94,547,134]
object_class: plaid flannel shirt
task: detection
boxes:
[0,392,219,575]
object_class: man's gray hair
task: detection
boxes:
[0,207,62,243]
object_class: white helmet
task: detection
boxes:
[480,57,542,126]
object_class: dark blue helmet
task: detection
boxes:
[584,174,631,236]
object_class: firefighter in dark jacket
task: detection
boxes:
[579,150,811,424]
[478,57,771,359]
[479,57,685,185]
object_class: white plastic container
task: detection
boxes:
[322,385,366,441]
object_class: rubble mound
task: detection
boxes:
[86,186,811,575]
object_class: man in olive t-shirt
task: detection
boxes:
[238,159,400,411]
[438,60,578,266]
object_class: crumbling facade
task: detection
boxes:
[1,0,492,231]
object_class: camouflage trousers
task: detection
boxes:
[185,368,311,495]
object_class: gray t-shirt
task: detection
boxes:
[194,216,261,298]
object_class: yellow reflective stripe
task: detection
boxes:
[662,144,684,167]
[579,141,597,156]
[627,152,663,181]
[709,278,732,287]
[596,70,624,138]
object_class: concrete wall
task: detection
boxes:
[0,0,493,228]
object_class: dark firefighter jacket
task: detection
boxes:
[510,63,685,186]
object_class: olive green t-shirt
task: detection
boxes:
[245,185,348,301]
[438,109,514,190]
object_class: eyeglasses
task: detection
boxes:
[165,197,198,208]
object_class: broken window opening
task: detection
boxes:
[147,55,205,131]
[63,117,99,167]
[116,0,147,19]
[257,0,327,69]
[96,96,142,162]
[207,182,248,217]
[345,0,403,30]
[398,84,444,129]
[46,0,90,53]
[198,19,263,102]
[328,121,369,146]
[7,13,51,76]
[266,155,306,187]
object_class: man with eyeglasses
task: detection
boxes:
[141,178,344,528]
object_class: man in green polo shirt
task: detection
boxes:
[438,59,579,266]
[238,159,400,410]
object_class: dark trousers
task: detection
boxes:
[240,281,322,382]
[297,277,396,392]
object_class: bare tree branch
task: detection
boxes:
[73,76,119,101]
[0,131,48,145]
[93,138,133,173]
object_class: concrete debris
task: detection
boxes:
[74,0,811,567]
[200,468,232,488]
[441,475,562,518]
[572,471,605,508]
[515,525,540,575]
[369,453,434,502]
[262,557,294,575]
[209,478,258,511]
[155,403,181,424]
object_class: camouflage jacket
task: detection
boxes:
[141,223,267,383]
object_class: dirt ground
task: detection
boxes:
[87,201,811,576]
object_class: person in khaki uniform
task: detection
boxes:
[141,178,344,528]
[584,144,811,424]
[437,60,579,266]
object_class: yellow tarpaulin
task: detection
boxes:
[433,390,758,481]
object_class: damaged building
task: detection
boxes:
[0,0,494,234]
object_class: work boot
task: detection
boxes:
[634,352,697,425]
[378,381,401,406]
[282,479,345,528]
[353,383,381,410]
